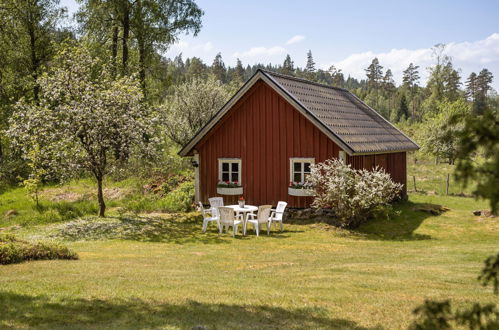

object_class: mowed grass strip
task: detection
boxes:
[1,193,497,329]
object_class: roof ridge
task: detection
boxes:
[258,69,349,93]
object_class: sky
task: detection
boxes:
[62,0,499,90]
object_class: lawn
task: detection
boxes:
[1,191,497,329]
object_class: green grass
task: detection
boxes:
[407,155,476,196]
[0,192,498,329]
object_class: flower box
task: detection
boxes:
[288,187,315,197]
[217,187,243,195]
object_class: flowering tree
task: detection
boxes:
[307,158,402,227]
[160,76,231,146]
[7,43,157,217]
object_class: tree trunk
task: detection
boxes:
[138,38,146,94]
[96,175,106,217]
[27,14,39,102]
[122,2,130,73]
[111,24,119,77]
[136,0,147,95]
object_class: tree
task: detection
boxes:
[131,0,203,93]
[395,94,409,122]
[185,57,207,80]
[281,54,294,75]
[232,58,245,84]
[303,50,316,80]
[465,72,478,102]
[474,69,494,115]
[76,0,126,76]
[0,0,67,101]
[421,100,470,164]
[328,65,344,87]
[7,43,156,217]
[402,63,420,89]
[365,57,383,90]
[211,52,226,82]
[382,69,395,92]
[161,76,231,146]
[452,107,499,213]
[77,0,204,93]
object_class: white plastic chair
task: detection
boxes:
[269,201,287,233]
[218,207,243,237]
[208,197,224,208]
[245,205,272,236]
[198,202,220,233]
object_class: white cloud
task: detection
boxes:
[286,35,305,45]
[323,33,499,90]
[169,41,214,54]
[233,46,287,59]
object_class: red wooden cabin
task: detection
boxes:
[179,70,419,208]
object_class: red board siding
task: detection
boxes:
[196,81,407,207]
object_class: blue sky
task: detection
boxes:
[62,0,499,89]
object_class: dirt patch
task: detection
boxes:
[413,203,450,215]
[43,187,131,202]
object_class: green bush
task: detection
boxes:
[0,235,78,265]
[158,181,194,212]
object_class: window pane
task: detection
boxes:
[231,162,239,172]
[293,173,301,182]
[222,173,229,181]
[304,162,311,173]
[222,162,229,171]
[231,173,238,182]
[293,162,301,172]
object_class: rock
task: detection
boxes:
[5,209,18,217]
[473,210,495,217]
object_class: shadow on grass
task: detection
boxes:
[52,213,230,245]
[0,291,383,329]
[353,201,446,241]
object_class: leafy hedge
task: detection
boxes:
[0,235,78,265]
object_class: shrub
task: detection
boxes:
[0,235,78,265]
[307,158,403,228]
[158,181,194,212]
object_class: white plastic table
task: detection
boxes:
[227,205,258,235]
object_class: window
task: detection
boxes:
[289,158,315,183]
[218,158,241,184]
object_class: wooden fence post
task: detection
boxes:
[413,175,417,192]
[446,174,450,195]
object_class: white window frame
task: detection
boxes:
[339,151,347,164]
[218,158,242,184]
[289,157,315,183]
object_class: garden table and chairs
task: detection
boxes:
[199,198,288,237]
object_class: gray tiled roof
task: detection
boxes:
[264,70,419,154]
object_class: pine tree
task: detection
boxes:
[402,63,420,89]
[305,50,316,73]
[383,69,395,91]
[465,72,478,102]
[232,58,245,84]
[396,94,409,121]
[365,58,384,90]
[212,53,226,82]
[473,69,494,115]
[281,54,295,75]
[442,62,461,101]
